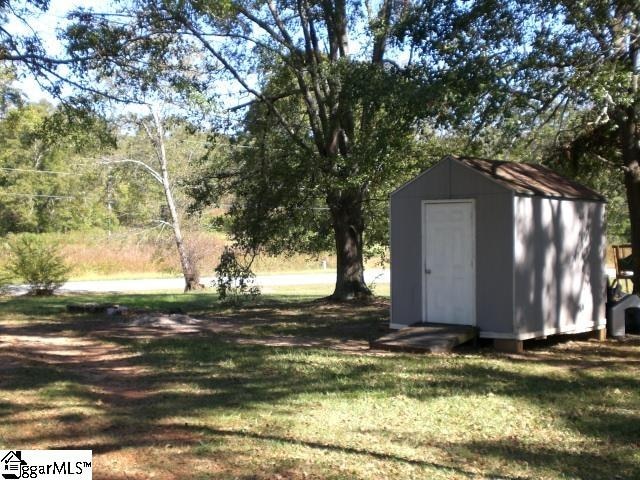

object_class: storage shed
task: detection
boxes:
[390,155,607,351]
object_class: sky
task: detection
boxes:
[5,0,400,118]
[6,0,107,103]
[6,0,253,119]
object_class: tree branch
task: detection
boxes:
[100,157,163,184]
[228,89,303,112]
[169,9,314,155]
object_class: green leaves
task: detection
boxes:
[0,101,115,234]
[214,246,260,301]
[2,233,70,295]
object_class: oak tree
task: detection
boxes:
[66,0,441,299]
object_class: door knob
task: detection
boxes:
[425,268,431,274]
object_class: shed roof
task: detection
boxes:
[453,156,605,201]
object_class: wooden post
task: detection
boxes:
[494,339,524,353]
[588,327,607,341]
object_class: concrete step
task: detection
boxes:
[371,323,478,353]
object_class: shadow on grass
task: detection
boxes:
[67,423,525,480]
[196,296,391,342]
[1,293,639,478]
[0,364,81,390]
[190,425,529,480]
[0,294,391,347]
[0,292,223,317]
[461,438,640,480]
[0,291,361,316]
[3,333,639,462]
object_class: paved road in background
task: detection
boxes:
[8,267,621,295]
[8,267,622,296]
[8,269,390,295]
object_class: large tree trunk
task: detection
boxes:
[622,24,640,293]
[620,105,640,294]
[328,190,372,300]
[624,165,640,294]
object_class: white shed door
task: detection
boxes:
[424,201,475,325]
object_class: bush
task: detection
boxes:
[0,271,10,295]
[214,247,260,301]
[3,234,71,295]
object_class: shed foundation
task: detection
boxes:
[493,339,524,354]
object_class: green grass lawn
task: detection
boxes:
[0,292,638,479]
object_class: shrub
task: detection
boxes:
[4,234,71,295]
[0,271,10,295]
[214,247,260,301]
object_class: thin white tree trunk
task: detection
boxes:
[149,108,200,291]
[100,106,201,292]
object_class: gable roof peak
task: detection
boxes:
[450,155,605,201]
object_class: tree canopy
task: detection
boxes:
[2,0,638,294]
[395,1,638,287]
[0,100,115,234]
[64,0,510,298]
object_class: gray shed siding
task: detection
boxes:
[512,196,607,339]
[390,158,514,332]
[390,161,449,327]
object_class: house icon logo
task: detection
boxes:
[1,451,26,480]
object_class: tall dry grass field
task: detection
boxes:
[1,229,380,279]
[0,230,227,280]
